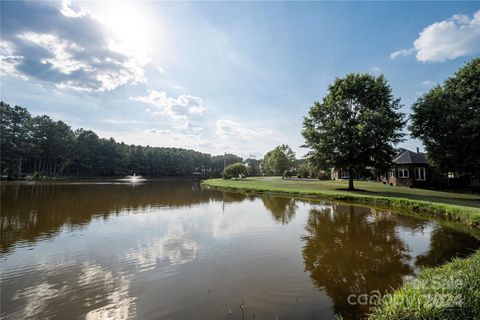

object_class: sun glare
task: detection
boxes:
[88,1,155,59]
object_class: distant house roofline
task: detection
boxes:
[392,148,428,165]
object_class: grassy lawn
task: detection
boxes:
[202,177,480,319]
[204,177,480,207]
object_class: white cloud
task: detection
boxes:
[0,41,27,80]
[102,119,148,125]
[390,48,415,60]
[391,10,480,62]
[95,128,208,151]
[132,90,205,119]
[18,32,90,75]
[1,1,150,91]
[60,0,88,18]
[215,119,271,141]
[371,66,382,74]
[174,121,204,132]
[421,80,436,86]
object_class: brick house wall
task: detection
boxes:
[386,165,429,187]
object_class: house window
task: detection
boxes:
[398,168,409,178]
[388,170,395,177]
[415,167,426,181]
[448,172,456,179]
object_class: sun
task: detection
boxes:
[81,0,155,59]
[102,3,151,45]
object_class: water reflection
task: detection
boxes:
[415,226,479,268]
[301,204,480,318]
[0,181,221,253]
[8,261,136,320]
[1,181,479,320]
[261,195,298,224]
[302,205,413,317]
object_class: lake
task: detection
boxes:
[1,180,479,319]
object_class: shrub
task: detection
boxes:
[283,170,292,178]
[317,171,330,180]
[223,163,248,179]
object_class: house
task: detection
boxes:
[331,148,430,187]
[331,168,362,180]
[384,148,429,187]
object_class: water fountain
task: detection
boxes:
[121,173,146,183]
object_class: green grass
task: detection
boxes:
[202,177,480,228]
[369,251,480,320]
[202,177,480,319]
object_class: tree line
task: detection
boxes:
[0,102,243,178]
[2,57,478,184]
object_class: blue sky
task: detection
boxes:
[1,1,479,158]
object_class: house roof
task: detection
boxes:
[392,149,428,164]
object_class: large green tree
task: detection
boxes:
[302,74,405,190]
[410,58,480,178]
[262,144,296,176]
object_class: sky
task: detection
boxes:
[1,1,479,158]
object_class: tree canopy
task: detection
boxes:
[262,144,296,176]
[223,162,248,179]
[0,101,242,178]
[302,73,405,190]
[410,58,480,177]
[244,158,262,176]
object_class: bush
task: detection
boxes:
[223,163,248,179]
[221,172,232,179]
[297,163,311,178]
[317,171,330,180]
[283,170,292,178]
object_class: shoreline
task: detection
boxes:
[201,177,480,319]
[201,178,480,229]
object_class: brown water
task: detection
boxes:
[1,180,479,320]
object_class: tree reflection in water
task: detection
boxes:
[261,195,298,224]
[415,226,480,268]
[302,204,414,319]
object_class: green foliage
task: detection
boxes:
[0,101,242,178]
[223,162,248,179]
[244,158,262,176]
[262,144,296,175]
[297,162,312,178]
[370,251,480,320]
[410,58,480,177]
[302,73,405,189]
[283,169,293,178]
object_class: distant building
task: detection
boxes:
[383,148,429,187]
[330,168,362,180]
[331,148,430,187]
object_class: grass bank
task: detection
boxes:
[202,177,480,319]
[369,251,480,320]
[202,177,480,228]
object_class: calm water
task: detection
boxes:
[1,181,479,320]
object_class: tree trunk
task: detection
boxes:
[348,169,355,191]
[17,157,23,176]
